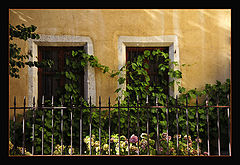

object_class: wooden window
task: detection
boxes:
[126,47,169,95]
[38,46,84,100]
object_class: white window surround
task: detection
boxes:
[118,35,180,98]
[28,34,96,106]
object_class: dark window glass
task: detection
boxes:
[38,46,84,101]
[126,47,169,95]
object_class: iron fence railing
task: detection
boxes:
[9,95,231,156]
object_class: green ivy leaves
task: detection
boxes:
[115,49,182,105]
[65,71,76,81]
[9,24,53,78]
[10,24,40,41]
[62,49,121,105]
[168,69,182,79]
[118,77,126,85]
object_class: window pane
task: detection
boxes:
[126,47,169,96]
[38,46,84,100]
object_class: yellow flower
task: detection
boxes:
[9,141,13,150]
[103,144,109,151]
[68,146,74,155]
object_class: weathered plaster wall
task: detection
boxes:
[9,9,231,109]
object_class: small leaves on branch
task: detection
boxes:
[114,49,183,104]
[62,49,121,105]
[9,24,53,78]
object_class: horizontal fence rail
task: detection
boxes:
[9,95,231,156]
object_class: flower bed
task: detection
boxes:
[82,132,207,155]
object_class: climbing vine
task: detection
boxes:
[60,49,115,106]
[9,24,53,78]
[115,48,182,105]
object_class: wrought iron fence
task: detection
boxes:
[9,95,231,156]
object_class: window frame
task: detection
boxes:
[118,35,180,99]
[28,35,96,106]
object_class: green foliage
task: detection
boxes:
[10,24,40,41]
[9,24,53,78]
[175,79,230,154]
[115,49,182,105]
[204,79,230,106]
[60,49,119,106]
[202,79,230,154]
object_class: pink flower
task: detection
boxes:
[168,136,171,141]
[129,134,138,143]
[159,147,163,152]
[203,152,208,155]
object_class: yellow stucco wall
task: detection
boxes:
[9,9,231,109]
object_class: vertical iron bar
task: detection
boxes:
[186,95,190,155]
[13,96,16,155]
[99,96,102,155]
[227,94,231,156]
[137,95,140,155]
[60,97,64,155]
[51,96,54,155]
[79,97,82,155]
[156,97,160,155]
[206,96,210,156]
[196,95,200,156]
[108,97,111,155]
[217,95,221,156]
[70,96,73,155]
[118,97,121,155]
[89,96,92,155]
[146,95,150,155]
[166,95,169,155]
[41,95,45,155]
[127,97,130,155]
[22,96,26,155]
[175,95,179,155]
[32,96,36,155]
